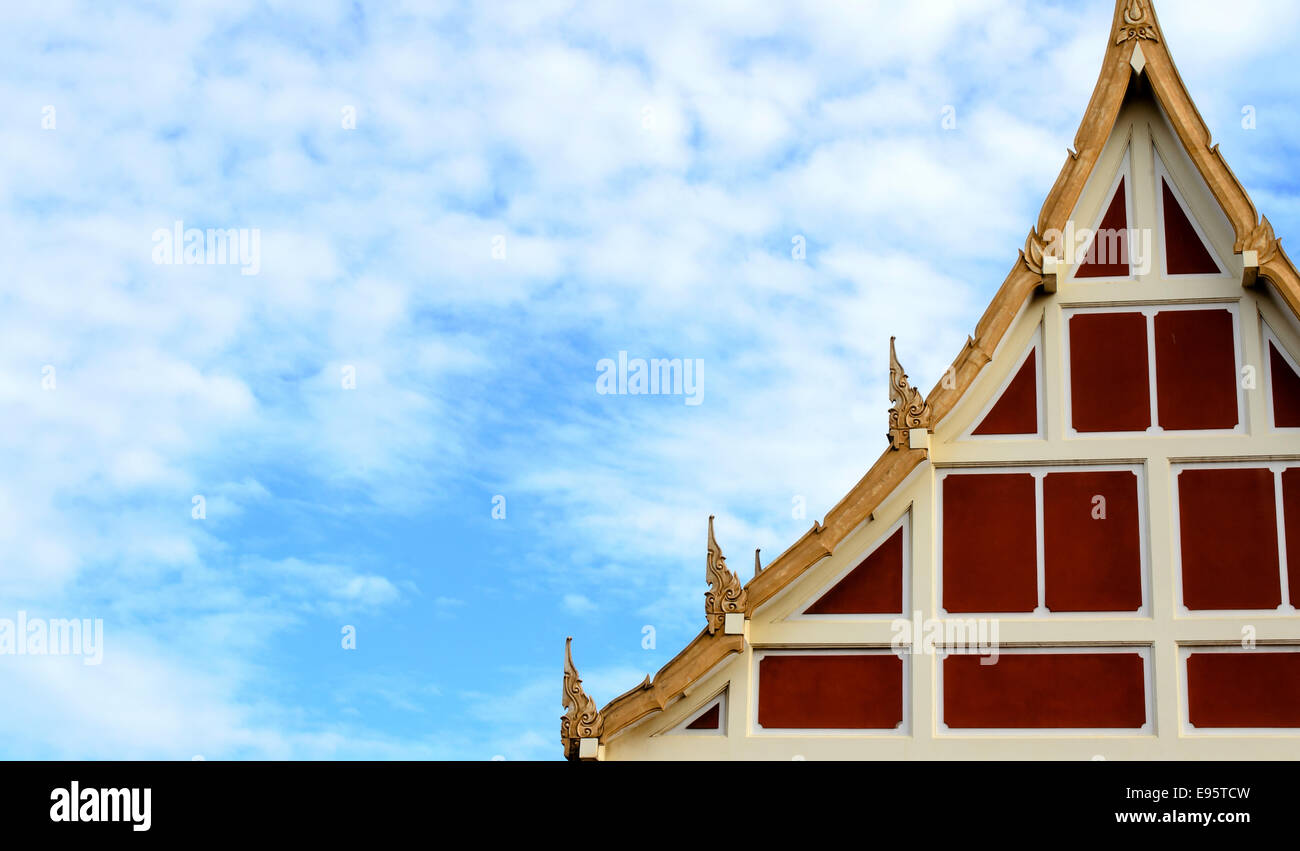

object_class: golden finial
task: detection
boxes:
[887,337,931,450]
[561,637,603,758]
[705,516,747,635]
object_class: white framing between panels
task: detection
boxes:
[1060,302,1247,439]
[936,463,1151,619]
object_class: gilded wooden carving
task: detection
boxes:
[704,515,747,634]
[561,637,602,757]
[887,337,931,450]
[1115,0,1158,44]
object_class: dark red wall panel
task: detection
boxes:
[685,702,721,730]
[1076,177,1130,278]
[972,349,1039,436]
[1070,312,1150,433]
[1178,467,1280,610]
[1162,178,1220,275]
[1271,342,1300,428]
[1043,470,1143,612]
[757,654,902,729]
[944,652,1147,728]
[942,473,1038,613]
[1154,309,1238,430]
[804,527,903,615]
[1187,652,1300,727]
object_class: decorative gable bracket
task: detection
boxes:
[705,515,748,636]
[1241,217,1281,288]
[1023,228,1064,292]
[561,637,604,761]
[888,337,932,451]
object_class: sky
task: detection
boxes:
[0,0,1297,760]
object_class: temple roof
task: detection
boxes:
[563,0,1300,754]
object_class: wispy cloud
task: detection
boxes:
[0,0,1295,759]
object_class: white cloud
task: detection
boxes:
[562,593,596,615]
[0,0,1293,759]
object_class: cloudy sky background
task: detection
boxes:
[0,0,1297,759]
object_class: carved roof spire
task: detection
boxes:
[705,515,747,635]
[887,337,931,450]
[754,548,762,579]
[561,637,603,758]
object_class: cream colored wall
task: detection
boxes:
[603,94,1300,761]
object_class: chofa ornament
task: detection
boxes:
[1245,217,1280,265]
[1023,228,1047,275]
[561,637,603,754]
[704,515,747,635]
[887,337,931,450]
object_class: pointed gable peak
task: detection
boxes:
[1114,0,1160,46]
[1021,0,1296,305]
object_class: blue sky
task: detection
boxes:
[1,0,1297,759]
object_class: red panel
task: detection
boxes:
[1161,178,1220,275]
[1177,468,1280,610]
[1271,341,1300,428]
[944,653,1147,728]
[1285,469,1300,606]
[1154,309,1238,430]
[1187,652,1300,727]
[1069,312,1151,433]
[685,702,720,730]
[972,349,1039,436]
[757,654,902,730]
[804,527,903,615]
[1076,176,1130,278]
[1043,471,1143,612]
[942,473,1037,613]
